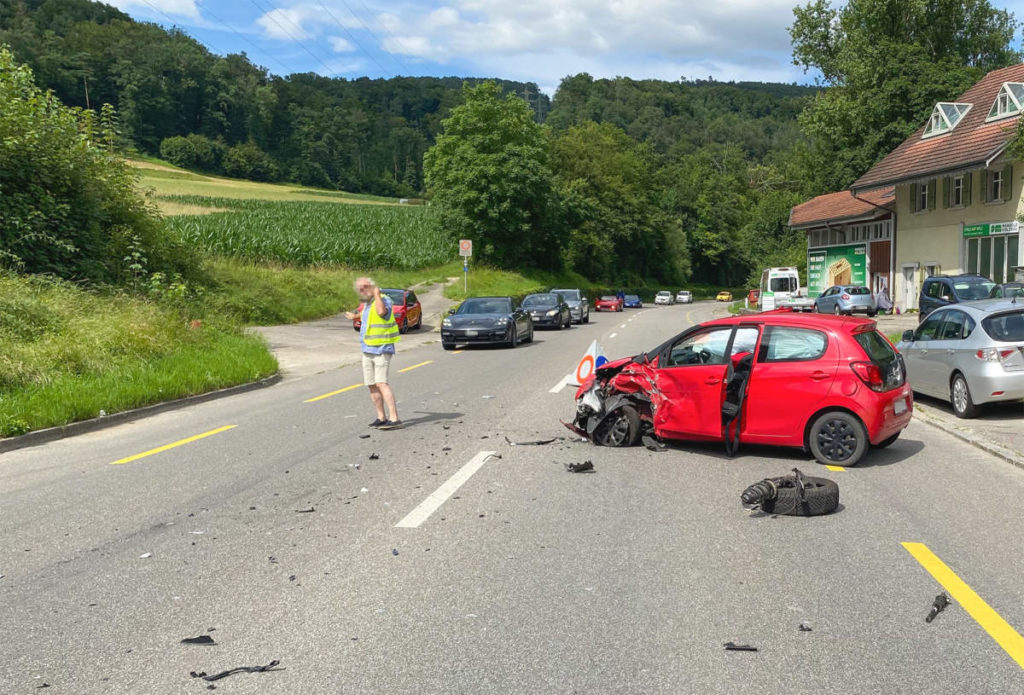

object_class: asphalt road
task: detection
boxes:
[2,301,1024,694]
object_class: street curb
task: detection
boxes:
[912,404,1024,472]
[0,373,282,455]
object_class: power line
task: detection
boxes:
[137,0,230,56]
[316,0,395,78]
[197,0,297,76]
[348,0,413,76]
[246,0,339,76]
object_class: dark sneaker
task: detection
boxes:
[368,418,386,428]
[379,420,404,430]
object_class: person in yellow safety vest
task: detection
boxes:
[345,277,402,429]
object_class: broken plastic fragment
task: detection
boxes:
[504,436,561,446]
[358,434,371,439]
[181,635,216,646]
[139,553,152,559]
[798,622,813,632]
[294,507,315,514]
[565,461,595,473]
[723,642,758,652]
[641,434,667,452]
[368,453,379,460]
[926,594,950,623]
[190,660,282,682]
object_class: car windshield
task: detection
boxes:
[954,279,996,300]
[601,296,617,301]
[458,298,511,314]
[625,295,640,301]
[770,276,797,292]
[523,294,558,307]
[846,287,871,295]
[382,289,405,304]
[657,292,671,297]
[553,289,580,300]
[982,310,1024,341]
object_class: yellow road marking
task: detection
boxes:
[305,383,362,403]
[111,425,236,465]
[452,349,465,354]
[399,360,433,373]
[825,465,846,471]
[903,542,1024,669]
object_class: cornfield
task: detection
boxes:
[164,197,451,269]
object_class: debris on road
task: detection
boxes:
[504,436,562,446]
[181,635,216,646]
[641,434,667,452]
[190,660,282,682]
[723,642,758,652]
[358,434,371,439]
[565,461,595,473]
[268,556,278,564]
[798,622,813,632]
[482,395,496,399]
[740,468,839,516]
[392,549,399,556]
[294,507,315,514]
[926,594,950,623]
[368,453,380,460]
[139,553,152,559]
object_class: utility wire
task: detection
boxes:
[138,0,230,56]
[316,0,395,78]
[247,0,339,76]
[347,0,413,76]
[197,0,297,76]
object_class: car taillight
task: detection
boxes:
[975,348,1016,362]
[850,361,886,392]
[841,293,851,300]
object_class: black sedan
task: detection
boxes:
[521,292,572,329]
[441,297,533,350]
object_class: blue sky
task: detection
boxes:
[108,1,1024,95]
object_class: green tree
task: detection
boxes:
[423,82,565,270]
[790,0,1019,191]
[222,142,277,182]
[0,46,192,282]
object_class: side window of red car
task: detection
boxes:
[407,291,417,304]
[757,327,828,362]
[666,327,758,367]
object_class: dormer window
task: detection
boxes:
[923,102,972,138]
[987,82,1024,121]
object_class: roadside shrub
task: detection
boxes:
[159,135,197,168]
[185,134,226,171]
[0,46,195,283]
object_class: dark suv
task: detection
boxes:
[919,274,995,322]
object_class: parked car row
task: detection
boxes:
[440,289,595,350]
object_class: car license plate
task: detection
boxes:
[465,330,478,337]
[893,397,907,415]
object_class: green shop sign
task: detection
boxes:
[963,221,1019,237]
[807,244,868,297]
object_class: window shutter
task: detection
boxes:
[942,177,950,208]
[981,170,990,203]
[1003,164,1013,200]
[910,183,919,212]
[927,179,936,210]
[963,171,973,206]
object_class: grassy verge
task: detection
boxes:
[0,272,277,438]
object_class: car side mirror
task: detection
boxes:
[446,306,457,316]
[902,330,915,342]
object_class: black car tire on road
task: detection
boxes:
[808,410,868,466]
[583,312,589,324]
[506,325,519,348]
[524,325,534,343]
[442,341,455,351]
[761,476,840,516]
[950,373,980,419]
[399,316,409,334]
[594,405,641,447]
[414,313,423,330]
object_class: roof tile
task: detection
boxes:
[789,187,894,228]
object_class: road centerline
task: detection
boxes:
[111,425,236,465]
[399,360,433,373]
[305,383,362,403]
[395,451,497,528]
[903,542,1024,669]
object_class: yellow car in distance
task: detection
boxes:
[716,291,733,302]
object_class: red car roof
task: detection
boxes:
[702,309,877,332]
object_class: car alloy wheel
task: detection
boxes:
[809,411,867,466]
[507,325,518,348]
[833,305,842,315]
[594,405,640,447]
[951,374,979,418]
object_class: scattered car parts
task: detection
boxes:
[740,468,839,516]
[926,594,950,623]
[190,660,282,682]
[565,461,594,473]
[723,642,757,652]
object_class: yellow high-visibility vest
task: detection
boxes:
[363,301,399,346]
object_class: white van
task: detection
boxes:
[759,267,800,311]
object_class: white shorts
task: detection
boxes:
[362,352,393,385]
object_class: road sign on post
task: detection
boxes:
[459,240,472,293]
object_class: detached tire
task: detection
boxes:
[808,411,868,466]
[594,405,640,447]
[762,476,839,516]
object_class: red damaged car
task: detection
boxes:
[566,311,912,467]
[594,295,623,312]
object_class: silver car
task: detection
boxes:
[896,299,1024,418]
[814,285,877,316]
[551,288,589,324]
[654,291,674,305]
[676,290,693,304]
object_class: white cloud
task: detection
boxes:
[372,0,803,89]
[107,0,200,19]
[329,36,357,52]
[257,7,316,40]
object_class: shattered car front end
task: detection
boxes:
[565,356,659,446]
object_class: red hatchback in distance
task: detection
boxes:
[568,311,912,467]
[594,295,624,312]
[352,288,423,334]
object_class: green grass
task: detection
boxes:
[0,272,276,438]
[443,265,597,304]
[165,197,449,268]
